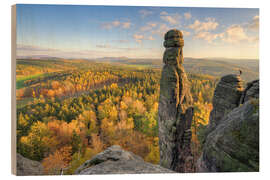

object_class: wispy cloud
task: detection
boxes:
[189,15,259,45]
[122,22,131,29]
[96,44,111,48]
[151,24,170,36]
[194,31,223,43]
[193,20,258,44]
[147,36,155,41]
[160,11,181,25]
[221,25,258,43]
[184,12,192,20]
[247,15,259,31]
[160,11,168,16]
[133,34,144,43]
[182,30,191,36]
[101,20,132,30]
[140,22,157,31]
[188,18,219,32]
[16,44,157,59]
[133,34,155,43]
[139,9,154,18]
[17,44,59,52]
[112,40,129,43]
[17,44,64,58]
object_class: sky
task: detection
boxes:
[16,4,259,59]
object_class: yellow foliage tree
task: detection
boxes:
[42,146,72,175]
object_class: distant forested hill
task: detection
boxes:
[183,58,259,82]
[17,56,259,82]
[96,57,259,82]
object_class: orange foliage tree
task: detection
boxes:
[42,146,72,175]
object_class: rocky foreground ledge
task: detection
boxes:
[16,153,43,176]
[75,145,174,174]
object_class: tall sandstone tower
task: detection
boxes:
[158,29,194,172]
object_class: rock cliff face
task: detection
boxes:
[240,79,259,104]
[208,74,244,130]
[75,145,174,174]
[198,78,259,172]
[16,153,43,176]
[158,29,194,172]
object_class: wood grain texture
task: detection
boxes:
[11,4,17,175]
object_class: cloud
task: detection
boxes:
[133,34,144,43]
[148,22,189,37]
[194,31,223,43]
[147,36,155,40]
[112,39,129,43]
[133,34,155,43]
[188,18,219,32]
[248,15,259,31]
[101,21,120,29]
[16,44,65,58]
[16,44,144,59]
[122,22,131,29]
[101,20,132,30]
[151,24,170,36]
[111,47,138,51]
[16,43,162,59]
[139,9,154,18]
[184,12,192,20]
[193,24,258,44]
[191,15,259,44]
[96,44,111,48]
[17,44,60,52]
[112,21,121,27]
[182,30,191,36]
[221,25,257,43]
[140,22,157,31]
[160,11,168,16]
[160,12,181,25]
[160,16,178,25]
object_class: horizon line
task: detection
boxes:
[16,55,260,61]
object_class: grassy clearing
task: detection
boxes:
[17,97,34,109]
[120,64,153,69]
[16,73,48,89]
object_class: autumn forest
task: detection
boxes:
[16,58,218,174]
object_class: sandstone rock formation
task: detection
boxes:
[158,29,194,172]
[208,74,244,130]
[16,153,43,176]
[198,78,259,172]
[75,145,174,174]
[240,79,259,104]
